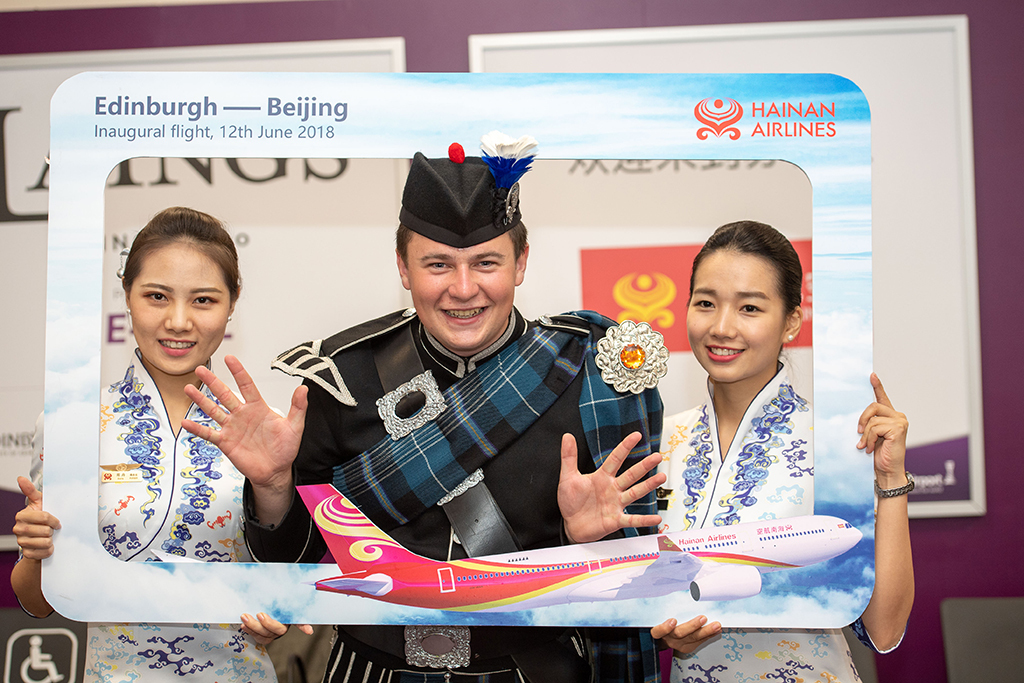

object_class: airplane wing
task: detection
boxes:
[646,536,704,574]
[583,536,707,602]
[637,536,704,579]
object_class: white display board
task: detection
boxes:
[470,15,983,518]
[0,38,405,550]
[45,71,874,629]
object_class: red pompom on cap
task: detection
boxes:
[448,142,466,164]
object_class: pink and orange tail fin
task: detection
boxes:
[658,535,684,552]
[297,484,431,574]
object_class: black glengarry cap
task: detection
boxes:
[399,132,537,249]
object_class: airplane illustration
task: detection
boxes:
[298,483,862,612]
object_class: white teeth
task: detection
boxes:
[161,340,195,349]
[711,347,741,356]
[446,308,483,319]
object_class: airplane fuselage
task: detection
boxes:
[312,512,861,611]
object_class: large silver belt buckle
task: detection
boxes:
[404,625,471,669]
[377,370,447,440]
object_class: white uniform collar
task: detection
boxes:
[705,362,789,463]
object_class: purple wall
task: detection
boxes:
[3,2,1023,681]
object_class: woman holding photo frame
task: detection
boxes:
[567,221,914,681]
[11,207,305,681]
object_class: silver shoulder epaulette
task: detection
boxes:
[271,339,356,407]
[537,313,591,336]
[270,309,419,407]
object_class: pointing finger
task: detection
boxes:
[870,372,893,409]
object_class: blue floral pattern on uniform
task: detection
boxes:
[764,660,813,682]
[680,405,715,530]
[810,632,832,658]
[110,365,165,525]
[139,634,214,676]
[849,616,878,651]
[713,381,809,526]
[101,524,142,558]
[720,629,752,661]
[783,434,813,477]
[161,389,228,559]
[673,661,728,683]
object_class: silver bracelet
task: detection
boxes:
[875,471,915,498]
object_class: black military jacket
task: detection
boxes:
[244,307,600,564]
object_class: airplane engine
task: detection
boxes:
[689,564,762,602]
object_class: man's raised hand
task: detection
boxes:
[558,431,665,544]
[182,355,307,494]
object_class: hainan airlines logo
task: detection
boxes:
[694,98,744,140]
[581,242,813,353]
[612,273,677,327]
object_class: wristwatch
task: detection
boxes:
[875,471,915,498]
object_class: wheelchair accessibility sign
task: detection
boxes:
[4,629,78,683]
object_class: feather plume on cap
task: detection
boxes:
[480,131,538,189]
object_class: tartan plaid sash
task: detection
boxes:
[332,311,662,533]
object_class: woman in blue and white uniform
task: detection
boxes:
[650,221,914,682]
[11,207,298,682]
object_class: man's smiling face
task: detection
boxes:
[397,231,528,357]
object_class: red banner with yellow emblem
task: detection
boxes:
[580,240,812,352]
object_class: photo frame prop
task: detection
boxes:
[46,72,872,628]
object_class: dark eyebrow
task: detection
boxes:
[137,283,225,294]
[417,250,507,263]
[692,287,770,300]
[471,251,506,261]
[418,252,452,263]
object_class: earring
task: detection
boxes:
[116,247,130,279]
[787,334,794,342]
[228,316,232,323]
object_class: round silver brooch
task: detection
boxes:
[594,320,670,394]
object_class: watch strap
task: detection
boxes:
[875,471,915,498]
